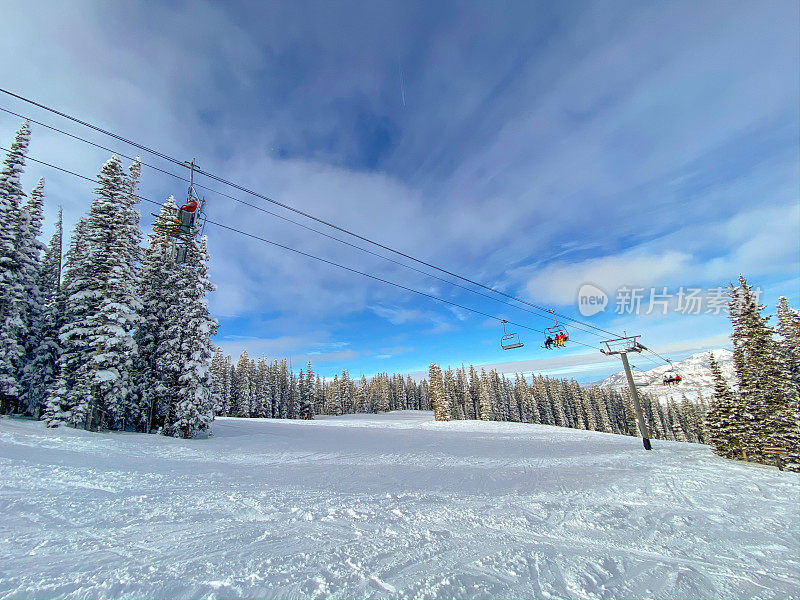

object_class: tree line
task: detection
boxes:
[0,122,217,438]
[210,349,707,443]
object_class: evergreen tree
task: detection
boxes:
[428,363,449,421]
[314,375,324,415]
[44,218,93,427]
[233,351,252,417]
[0,122,31,313]
[327,374,343,416]
[705,351,741,457]
[20,207,62,417]
[75,156,143,429]
[729,277,788,460]
[377,374,390,412]
[210,347,227,415]
[161,236,217,437]
[356,376,369,413]
[0,122,32,406]
[11,179,47,387]
[478,369,493,421]
[135,198,181,432]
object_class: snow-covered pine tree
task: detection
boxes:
[20,206,62,417]
[356,376,369,413]
[457,368,473,420]
[619,389,638,436]
[303,361,315,418]
[728,276,789,461]
[314,375,324,415]
[254,357,270,417]
[135,197,182,432]
[0,121,31,312]
[209,347,227,415]
[276,360,289,418]
[289,369,300,419]
[428,363,449,421]
[775,297,800,394]
[767,297,800,470]
[549,379,567,428]
[297,367,306,416]
[340,370,353,415]
[233,351,252,417]
[223,359,234,416]
[443,367,462,420]
[377,374,390,413]
[0,122,32,409]
[590,387,613,433]
[80,156,142,430]
[161,236,217,437]
[666,399,687,442]
[7,178,47,401]
[43,218,93,427]
[533,377,553,425]
[478,369,493,421]
[524,378,541,424]
[705,351,740,457]
[679,395,700,443]
[325,374,342,416]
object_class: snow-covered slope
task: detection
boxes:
[597,349,736,402]
[0,412,796,600]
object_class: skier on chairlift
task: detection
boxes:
[181,197,198,213]
[545,335,553,349]
[174,197,199,236]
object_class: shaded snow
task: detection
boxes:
[0,411,797,599]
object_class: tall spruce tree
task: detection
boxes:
[769,297,800,469]
[0,122,32,407]
[705,351,741,457]
[728,276,788,460]
[0,121,31,311]
[0,178,46,410]
[21,207,62,417]
[44,218,93,427]
[135,198,181,432]
[82,156,143,429]
[161,236,217,437]
[428,363,449,421]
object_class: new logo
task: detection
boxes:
[577,283,608,317]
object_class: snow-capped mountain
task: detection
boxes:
[597,349,736,402]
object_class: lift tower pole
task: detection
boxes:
[601,336,652,451]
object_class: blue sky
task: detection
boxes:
[1,0,797,381]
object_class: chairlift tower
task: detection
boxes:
[601,336,652,451]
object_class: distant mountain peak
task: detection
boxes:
[597,348,735,402]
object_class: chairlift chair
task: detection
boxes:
[662,361,683,386]
[543,309,570,348]
[500,320,524,350]
[152,158,206,264]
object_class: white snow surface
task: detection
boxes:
[0,411,797,600]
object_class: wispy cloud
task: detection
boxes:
[1,0,796,377]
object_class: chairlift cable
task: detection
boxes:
[0,104,611,342]
[11,148,604,353]
[0,87,635,345]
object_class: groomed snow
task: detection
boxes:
[0,412,797,599]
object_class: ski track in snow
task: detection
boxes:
[0,412,797,600]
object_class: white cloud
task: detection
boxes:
[523,251,691,306]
